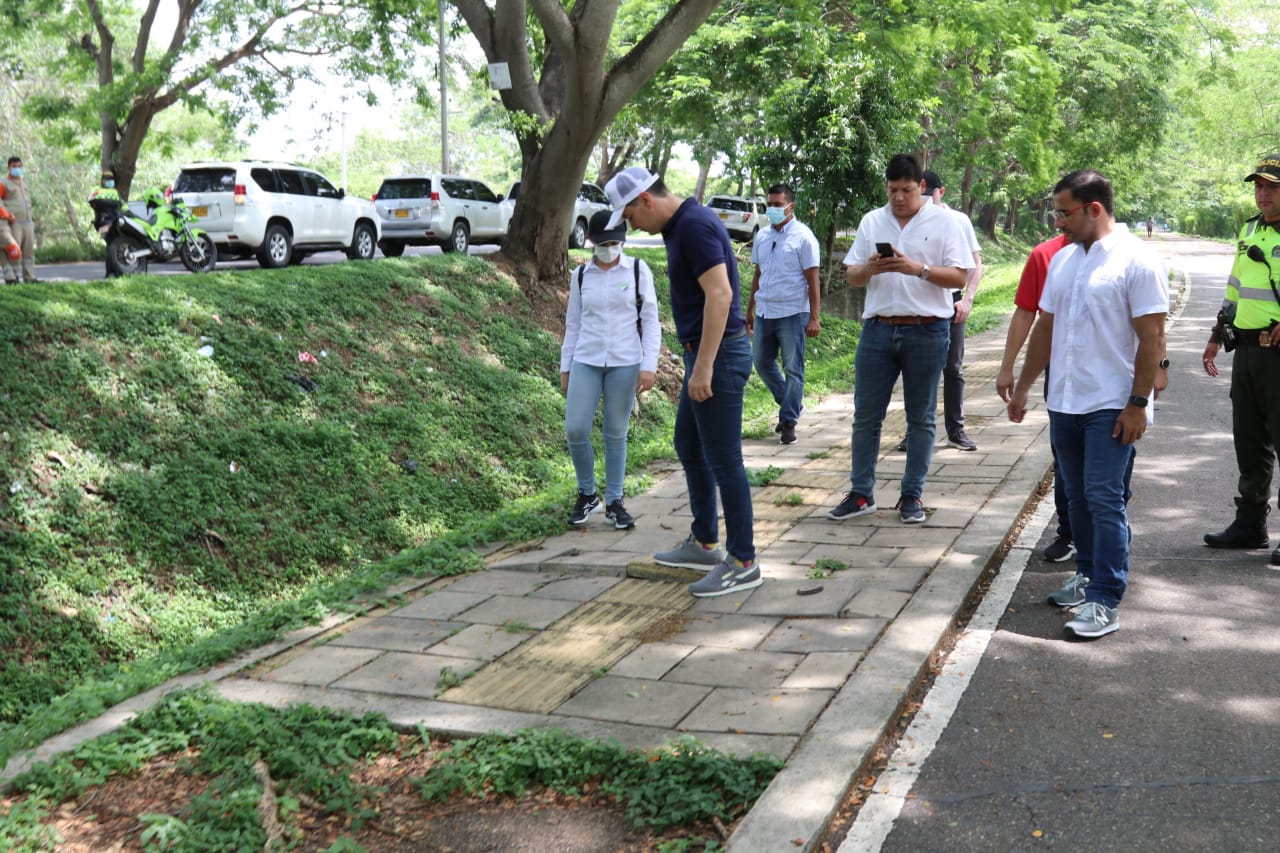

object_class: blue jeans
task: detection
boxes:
[1049,409,1135,609]
[850,317,950,500]
[752,311,808,424]
[1044,369,1134,538]
[676,334,755,563]
[565,361,639,504]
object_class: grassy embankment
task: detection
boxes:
[0,240,1026,767]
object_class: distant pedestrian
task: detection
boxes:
[1146,217,1154,237]
[1202,153,1280,565]
[0,155,35,283]
[747,183,821,446]
[998,234,1075,562]
[829,154,973,525]
[605,166,760,597]
[1007,169,1168,639]
[560,210,660,530]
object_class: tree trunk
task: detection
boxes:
[452,0,724,290]
[694,159,710,204]
[501,120,595,286]
[977,202,999,239]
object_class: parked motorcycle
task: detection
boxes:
[89,187,217,276]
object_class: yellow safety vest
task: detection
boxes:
[1225,216,1280,329]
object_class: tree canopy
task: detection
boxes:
[12,0,434,198]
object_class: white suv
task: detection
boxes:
[500,181,612,249]
[706,195,765,242]
[373,175,507,256]
[171,161,381,268]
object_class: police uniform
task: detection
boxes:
[1205,154,1280,555]
[89,176,122,277]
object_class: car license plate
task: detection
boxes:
[395,209,410,218]
[718,212,728,220]
[192,206,208,217]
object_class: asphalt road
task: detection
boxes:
[868,236,1280,852]
[33,234,668,283]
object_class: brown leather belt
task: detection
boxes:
[875,315,945,326]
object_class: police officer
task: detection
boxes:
[89,170,120,205]
[1203,153,1280,563]
[89,171,122,277]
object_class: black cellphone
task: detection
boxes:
[875,242,894,258]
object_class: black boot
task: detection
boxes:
[1203,502,1264,548]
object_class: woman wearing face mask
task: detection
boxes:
[560,209,660,529]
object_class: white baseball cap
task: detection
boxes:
[604,167,660,230]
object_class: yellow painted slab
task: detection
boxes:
[440,662,591,714]
[554,601,678,639]
[505,628,638,669]
[598,578,693,610]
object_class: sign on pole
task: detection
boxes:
[488,62,512,90]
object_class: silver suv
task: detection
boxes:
[373,175,506,256]
[705,195,765,242]
[501,181,611,249]
[171,161,380,268]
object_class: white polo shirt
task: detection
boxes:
[1039,229,1168,419]
[843,202,974,319]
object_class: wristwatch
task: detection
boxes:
[1158,358,1170,369]
[918,264,931,280]
[1128,394,1149,408]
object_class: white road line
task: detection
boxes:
[837,498,1056,853]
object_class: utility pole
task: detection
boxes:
[438,0,449,174]
[340,109,348,191]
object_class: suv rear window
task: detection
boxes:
[173,168,235,193]
[378,179,433,200]
[709,197,752,213]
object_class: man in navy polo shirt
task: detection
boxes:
[604,167,760,598]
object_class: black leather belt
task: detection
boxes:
[1232,326,1279,347]
[683,327,747,352]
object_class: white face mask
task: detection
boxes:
[594,243,622,264]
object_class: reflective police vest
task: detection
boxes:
[1226,216,1280,330]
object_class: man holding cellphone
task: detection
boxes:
[829,154,974,524]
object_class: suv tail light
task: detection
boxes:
[234,184,247,205]
[371,193,378,201]
[430,191,440,210]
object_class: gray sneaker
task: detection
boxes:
[1064,601,1119,638]
[688,559,763,597]
[1047,573,1089,607]
[654,534,725,570]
